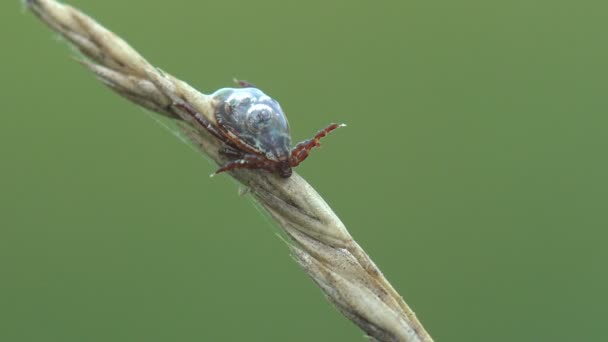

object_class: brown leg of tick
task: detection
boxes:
[233,78,256,88]
[290,123,345,167]
[219,145,244,158]
[172,100,229,143]
[213,154,275,176]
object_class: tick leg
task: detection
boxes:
[213,154,275,176]
[290,123,345,167]
[173,100,228,143]
[219,145,244,158]
[233,78,256,88]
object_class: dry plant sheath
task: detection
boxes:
[26,1,433,341]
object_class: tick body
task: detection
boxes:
[175,81,344,178]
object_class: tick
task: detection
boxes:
[174,80,344,178]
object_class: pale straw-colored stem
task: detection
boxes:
[26,1,433,340]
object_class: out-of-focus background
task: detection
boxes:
[2,0,606,340]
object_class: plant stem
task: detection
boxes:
[26,1,433,340]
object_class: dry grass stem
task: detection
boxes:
[26,1,433,340]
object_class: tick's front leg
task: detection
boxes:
[290,123,345,167]
[213,153,275,176]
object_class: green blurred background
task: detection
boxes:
[2,0,606,340]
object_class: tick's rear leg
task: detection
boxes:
[233,78,256,88]
[172,100,228,143]
[290,123,345,167]
[213,153,275,177]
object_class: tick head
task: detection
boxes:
[277,160,292,178]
